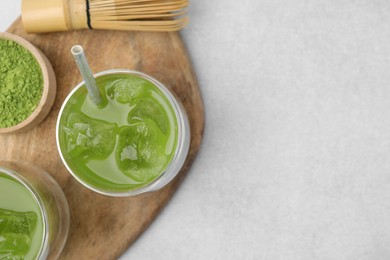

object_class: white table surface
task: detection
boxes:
[3,1,390,259]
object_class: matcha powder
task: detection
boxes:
[0,39,43,128]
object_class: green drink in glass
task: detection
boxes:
[0,162,69,259]
[57,70,190,196]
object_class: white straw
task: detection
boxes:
[71,45,102,106]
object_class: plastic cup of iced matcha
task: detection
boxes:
[56,70,190,197]
[0,161,69,259]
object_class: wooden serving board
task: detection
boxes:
[3,18,204,259]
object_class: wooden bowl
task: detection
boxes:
[0,32,56,134]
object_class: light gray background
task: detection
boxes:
[2,1,390,259]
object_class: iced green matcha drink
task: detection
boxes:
[57,70,190,196]
[0,162,69,260]
[0,173,44,259]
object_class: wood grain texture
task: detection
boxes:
[4,18,204,259]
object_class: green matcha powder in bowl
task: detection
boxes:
[0,32,56,134]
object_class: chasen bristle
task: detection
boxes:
[89,0,188,31]
[90,0,188,31]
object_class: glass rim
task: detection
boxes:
[0,166,50,260]
[56,69,189,197]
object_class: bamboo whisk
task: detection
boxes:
[22,0,189,33]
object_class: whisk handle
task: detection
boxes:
[22,0,88,33]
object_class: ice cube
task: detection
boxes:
[0,209,38,259]
[106,78,145,104]
[128,98,169,134]
[116,122,167,182]
[64,112,117,159]
[116,125,140,171]
[139,141,154,161]
[121,145,138,161]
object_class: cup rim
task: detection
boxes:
[56,69,189,197]
[0,166,49,260]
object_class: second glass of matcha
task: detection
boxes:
[56,69,190,197]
